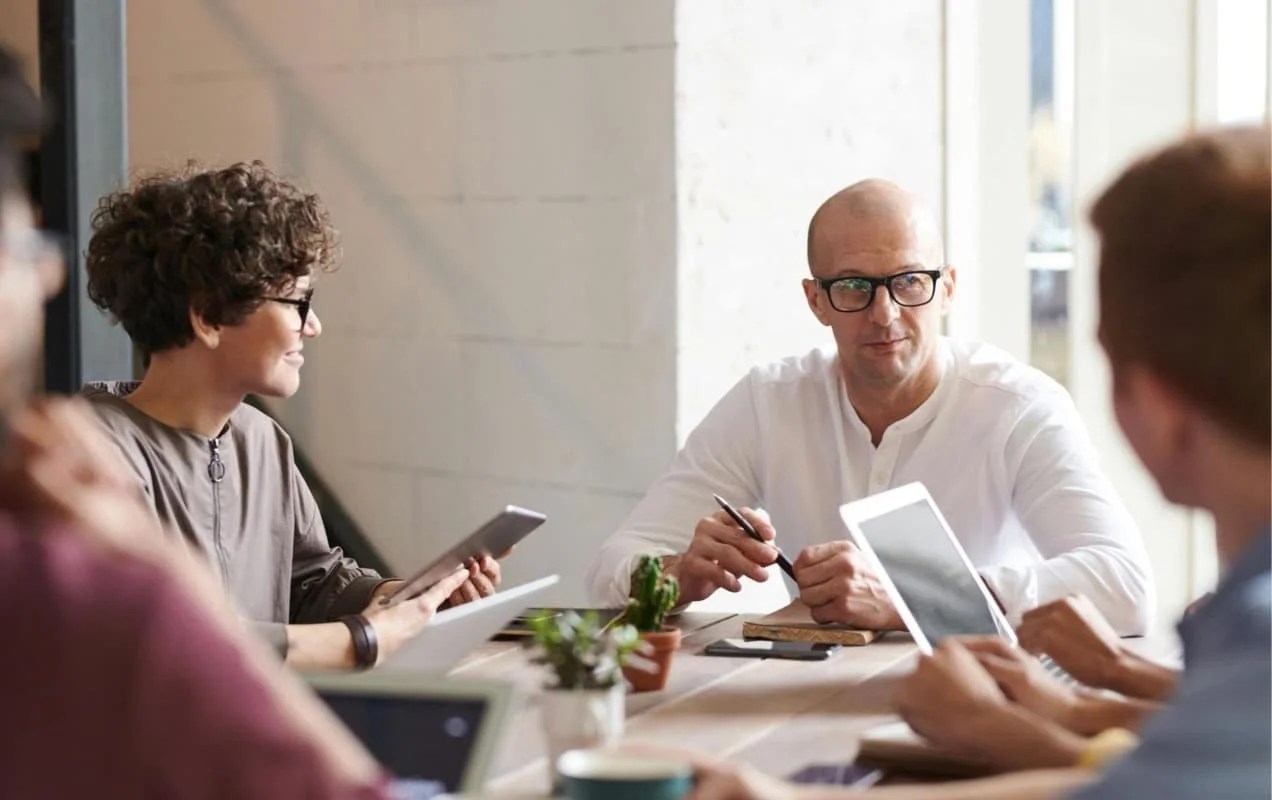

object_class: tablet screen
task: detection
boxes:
[857,499,1001,644]
[321,693,488,792]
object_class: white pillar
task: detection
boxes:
[942,0,1032,361]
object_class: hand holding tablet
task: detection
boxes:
[382,506,547,608]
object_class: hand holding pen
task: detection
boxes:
[712,494,796,580]
[655,494,790,605]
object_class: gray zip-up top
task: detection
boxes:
[82,382,386,657]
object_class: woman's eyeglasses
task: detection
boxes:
[263,288,314,331]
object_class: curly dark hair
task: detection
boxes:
[86,161,338,356]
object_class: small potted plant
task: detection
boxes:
[529,610,642,790]
[618,554,682,692]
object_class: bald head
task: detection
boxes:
[806,179,944,274]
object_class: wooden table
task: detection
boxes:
[451,612,920,794]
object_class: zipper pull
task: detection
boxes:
[208,439,226,483]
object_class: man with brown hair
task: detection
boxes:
[893,125,1271,799]
[1063,123,1270,798]
[683,126,1270,799]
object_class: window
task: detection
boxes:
[1027,0,1074,387]
[1215,0,1269,124]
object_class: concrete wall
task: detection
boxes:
[127,0,677,606]
[6,1,1254,618]
[120,0,942,607]
[674,0,943,437]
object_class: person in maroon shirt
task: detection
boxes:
[0,46,456,800]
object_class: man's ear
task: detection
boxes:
[939,265,957,314]
[1136,368,1194,452]
[803,278,833,327]
[189,308,221,349]
[1116,364,1195,467]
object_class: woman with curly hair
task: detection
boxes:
[82,161,499,670]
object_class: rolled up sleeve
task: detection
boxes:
[987,392,1156,635]
[288,468,389,626]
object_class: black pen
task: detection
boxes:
[711,493,796,580]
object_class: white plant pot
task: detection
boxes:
[540,685,625,790]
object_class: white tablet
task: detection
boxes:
[381,574,560,674]
[384,505,547,607]
[838,482,1015,653]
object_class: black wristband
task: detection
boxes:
[340,614,378,670]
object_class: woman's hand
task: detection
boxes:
[361,567,472,663]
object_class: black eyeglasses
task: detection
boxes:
[815,269,944,313]
[263,288,314,330]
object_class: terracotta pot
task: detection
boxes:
[623,626,682,693]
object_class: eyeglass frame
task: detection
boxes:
[262,288,315,331]
[814,268,946,313]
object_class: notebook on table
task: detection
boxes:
[742,600,877,646]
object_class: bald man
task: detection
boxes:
[586,180,1154,635]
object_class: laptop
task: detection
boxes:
[309,671,515,797]
[381,574,560,673]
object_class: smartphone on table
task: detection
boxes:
[703,638,839,661]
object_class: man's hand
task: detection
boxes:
[663,507,779,604]
[896,640,1086,771]
[362,567,471,663]
[895,639,1011,750]
[791,540,902,629]
[445,554,501,607]
[689,759,804,800]
[960,637,1084,732]
[1017,595,1125,689]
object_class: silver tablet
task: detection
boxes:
[838,482,1014,653]
[383,505,547,607]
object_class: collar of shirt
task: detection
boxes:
[87,380,233,442]
[1178,527,1271,660]
[838,339,956,442]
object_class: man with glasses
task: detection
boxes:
[80,162,497,670]
[588,179,1153,636]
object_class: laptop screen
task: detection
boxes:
[320,693,489,794]
[857,499,1001,645]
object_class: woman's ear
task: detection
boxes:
[189,308,220,350]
